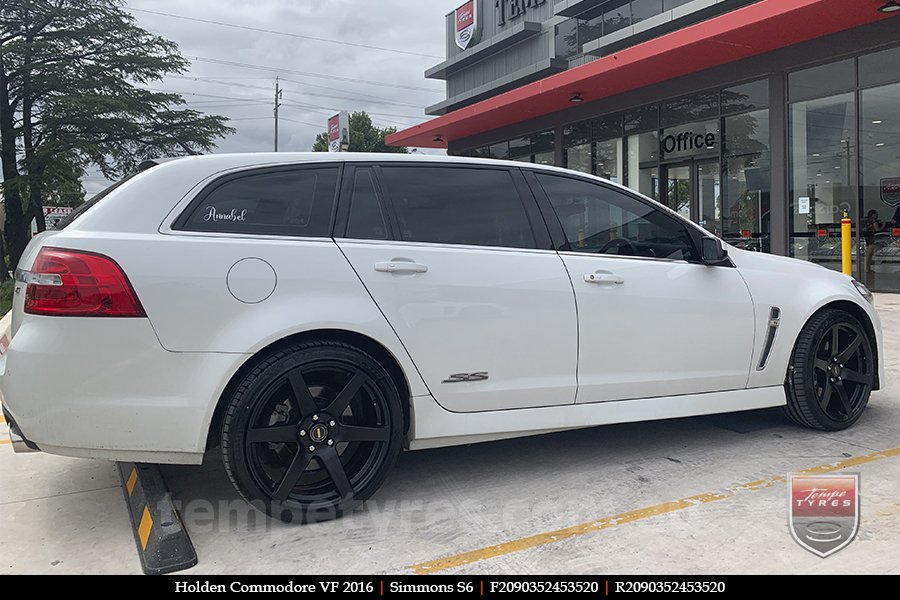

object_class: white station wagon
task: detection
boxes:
[0,153,882,523]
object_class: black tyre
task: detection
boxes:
[221,340,403,523]
[785,309,874,431]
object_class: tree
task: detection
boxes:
[0,0,234,270]
[312,112,408,153]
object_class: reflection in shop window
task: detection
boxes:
[723,109,770,252]
[790,92,858,275]
[861,82,900,291]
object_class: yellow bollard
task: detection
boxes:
[841,210,852,276]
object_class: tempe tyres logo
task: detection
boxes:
[789,474,859,557]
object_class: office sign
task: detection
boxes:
[455,1,479,50]
[328,112,350,153]
[495,0,545,27]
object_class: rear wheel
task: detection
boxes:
[221,340,403,523]
[785,309,874,431]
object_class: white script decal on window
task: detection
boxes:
[203,207,248,222]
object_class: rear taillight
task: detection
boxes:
[23,248,146,317]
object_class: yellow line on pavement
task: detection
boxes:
[409,445,900,575]
[0,439,10,445]
[0,414,6,424]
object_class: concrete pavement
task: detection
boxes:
[2,297,899,574]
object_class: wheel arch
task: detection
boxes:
[802,300,880,390]
[205,329,413,450]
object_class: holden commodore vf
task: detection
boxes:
[0,153,882,523]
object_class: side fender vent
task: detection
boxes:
[756,307,781,371]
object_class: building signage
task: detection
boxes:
[455,1,479,50]
[495,0,545,27]
[661,131,716,156]
[880,176,900,207]
[328,111,350,153]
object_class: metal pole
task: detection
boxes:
[842,210,852,276]
[274,77,283,152]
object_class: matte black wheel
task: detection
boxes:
[221,341,403,523]
[785,309,874,431]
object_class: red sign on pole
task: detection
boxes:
[741,229,751,239]
[816,228,828,241]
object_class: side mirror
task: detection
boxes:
[701,237,729,265]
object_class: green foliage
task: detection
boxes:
[312,112,408,153]
[0,279,14,316]
[0,0,235,267]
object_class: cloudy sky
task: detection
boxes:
[81,0,459,193]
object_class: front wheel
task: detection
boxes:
[785,309,874,431]
[221,340,403,523]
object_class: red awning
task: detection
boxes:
[388,0,894,149]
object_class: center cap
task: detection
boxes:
[830,363,842,377]
[309,423,329,443]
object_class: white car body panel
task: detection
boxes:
[558,252,755,402]
[0,153,883,465]
[338,240,577,412]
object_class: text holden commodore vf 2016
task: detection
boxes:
[0,153,883,523]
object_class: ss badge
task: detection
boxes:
[442,372,489,384]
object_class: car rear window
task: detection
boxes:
[55,174,136,230]
[176,167,340,237]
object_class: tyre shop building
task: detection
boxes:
[387,0,900,291]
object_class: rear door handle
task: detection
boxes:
[374,260,428,274]
[584,273,624,285]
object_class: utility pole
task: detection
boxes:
[273,76,283,152]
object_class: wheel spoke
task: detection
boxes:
[842,369,869,384]
[831,326,840,355]
[325,371,366,416]
[814,358,829,373]
[834,382,853,415]
[273,450,314,502]
[818,381,833,411]
[342,424,389,443]
[288,371,319,416]
[319,447,353,499]
[837,336,863,364]
[247,424,298,444]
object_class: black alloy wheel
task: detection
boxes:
[221,341,403,523]
[785,309,875,431]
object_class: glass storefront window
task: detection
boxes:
[721,79,768,115]
[564,120,592,174]
[624,104,658,133]
[789,58,855,102]
[790,92,858,274]
[859,46,900,89]
[723,109,770,251]
[488,141,510,160]
[860,81,900,291]
[508,136,531,162]
[664,0,693,8]
[596,138,623,184]
[627,131,659,199]
[661,92,719,127]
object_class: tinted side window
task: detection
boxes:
[179,167,339,236]
[536,174,698,261]
[380,166,535,249]
[346,168,389,240]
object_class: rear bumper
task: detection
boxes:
[0,315,246,464]
[2,406,39,453]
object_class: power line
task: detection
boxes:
[186,55,440,93]
[130,7,442,59]
[170,75,428,109]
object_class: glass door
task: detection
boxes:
[696,159,721,235]
[664,162,692,220]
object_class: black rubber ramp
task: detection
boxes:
[118,462,198,575]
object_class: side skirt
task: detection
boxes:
[408,386,786,450]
